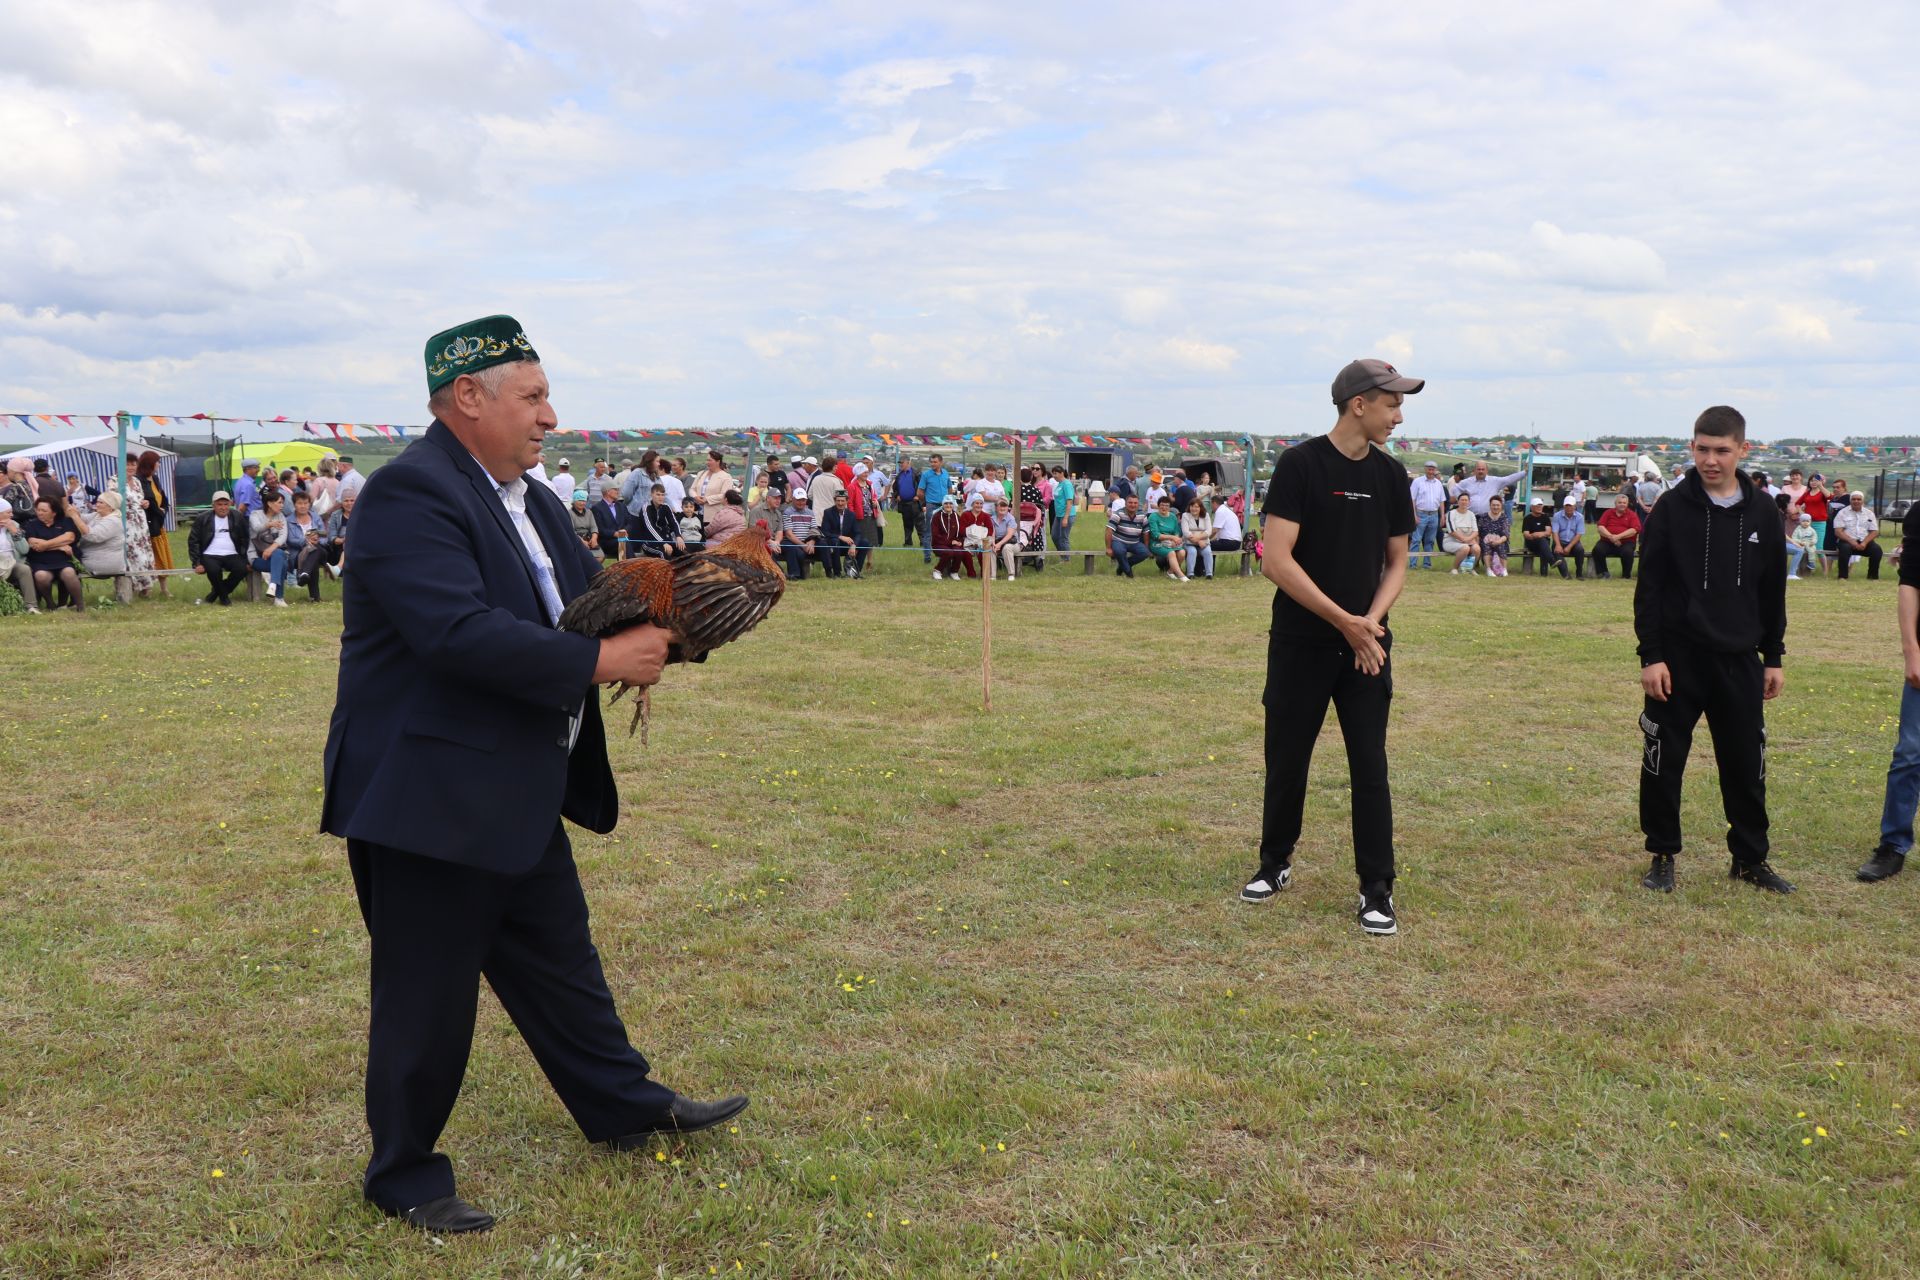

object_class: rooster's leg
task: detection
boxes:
[628,683,652,741]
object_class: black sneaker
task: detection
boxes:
[1730,860,1795,894]
[1857,847,1906,882]
[1239,864,1291,902]
[1641,854,1675,893]
[1357,885,1397,935]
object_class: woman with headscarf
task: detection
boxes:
[71,488,155,600]
[930,495,970,579]
[2,458,35,521]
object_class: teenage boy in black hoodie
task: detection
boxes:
[1634,406,1793,894]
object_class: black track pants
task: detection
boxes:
[1260,636,1395,885]
[1638,645,1770,864]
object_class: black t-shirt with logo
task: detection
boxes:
[1261,435,1415,645]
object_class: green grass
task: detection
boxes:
[3,540,1918,1278]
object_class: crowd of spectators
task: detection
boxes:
[7,440,1902,616]
[1404,456,1890,585]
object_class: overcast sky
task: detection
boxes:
[2,0,1914,442]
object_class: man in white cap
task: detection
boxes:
[1521,496,1560,574]
[549,458,577,506]
[778,487,818,578]
[1551,495,1588,579]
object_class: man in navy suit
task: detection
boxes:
[322,315,747,1235]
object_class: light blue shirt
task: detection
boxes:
[1551,509,1585,545]
[1450,470,1525,516]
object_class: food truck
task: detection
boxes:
[1516,449,1663,515]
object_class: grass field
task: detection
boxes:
[4,529,1918,1278]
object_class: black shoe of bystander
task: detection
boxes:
[1857,847,1905,882]
[1641,854,1675,893]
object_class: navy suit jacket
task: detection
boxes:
[321,422,617,873]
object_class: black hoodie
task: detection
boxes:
[1634,468,1786,668]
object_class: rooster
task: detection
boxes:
[558,529,786,741]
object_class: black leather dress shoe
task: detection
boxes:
[608,1093,750,1149]
[388,1195,495,1234]
[1858,847,1906,882]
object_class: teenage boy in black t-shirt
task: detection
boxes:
[1635,405,1793,894]
[1242,358,1420,936]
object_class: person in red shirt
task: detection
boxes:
[1800,477,1831,563]
[1592,493,1643,579]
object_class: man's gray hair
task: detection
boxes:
[428,358,540,416]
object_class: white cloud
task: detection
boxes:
[1527,222,1667,291]
[1,0,1918,438]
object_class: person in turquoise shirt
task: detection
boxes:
[1050,465,1075,557]
[915,454,952,563]
[1146,495,1191,580]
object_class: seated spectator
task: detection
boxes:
[703,489,747,544]
[1147,495,1190,581]
[779,489,819,579]
[1788,512,1819,580]
[3,459,37,521]
[250,489,292,606]
[635,484,685,558]
[1520,497,1560,576]
[1834,491,1882,580]
[818,489,859,578]
[1552,496,1588,579]
[73,489,127,580]
[1105,495,1153,578]
[930,496,971,579]
[1442,492,1481,574]
[189,490,250,606]
[988,498,1020,580]
[1210,496,1244,556]
[0,505,38,611]
[284,492,329,601]
[676,495,706,553]
[592,486,628,561]
[570,490,598,550]
[959,494,994,577]
[23,495,84,612]
[1181,496,1215,579]
[1477,495,1512,577]
[1591,493,1642,579]
[322,492,353,579]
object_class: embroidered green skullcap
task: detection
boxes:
[423,314,539,394]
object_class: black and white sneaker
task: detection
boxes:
[1730,860,1795,894]
[1239,865,1291,902]
[1357,886,1397,935]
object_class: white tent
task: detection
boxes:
[0,435,179,529]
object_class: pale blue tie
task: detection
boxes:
[503,489,566,624]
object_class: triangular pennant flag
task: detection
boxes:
[15,414,38,433]
[341,425,358,441]
[150,416,170,426]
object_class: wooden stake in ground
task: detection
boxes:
[981,537,992,711]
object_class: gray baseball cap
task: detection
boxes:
[1332,358,1425,404]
